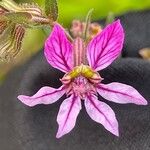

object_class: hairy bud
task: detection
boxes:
[0,0,51,61]
[0,23,25,61]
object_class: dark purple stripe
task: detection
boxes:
[87,95,114,129]
[46,30,72,72]
[93,25,116,69]
[31,87,64,99]
[98,85,141,101]
[62,95,77,131]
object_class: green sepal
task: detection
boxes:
[45,0,58,21]
[4,12,32,25]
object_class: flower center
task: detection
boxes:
[65,76,97,99]
[61,34,103,99]
[61,65,103,99]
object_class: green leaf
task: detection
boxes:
[45,0,58,21]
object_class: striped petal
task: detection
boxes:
[18,86,65,107]
[56,95,81,138]
[97,83,148,105]
[87,20,124,71]
[44,24,73,73]
[85,94,119,136]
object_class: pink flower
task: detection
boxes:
[18,20,148,138]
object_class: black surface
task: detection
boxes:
[120,10,150,57]
[1,10,150,150]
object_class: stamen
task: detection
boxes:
[65,76,97,99]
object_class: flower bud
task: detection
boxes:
[0,24,25,61]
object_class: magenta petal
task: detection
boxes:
[44,24,73,73]
[97,83,148,105]
[87,20,124,71]
[18,86,65,107]
[85,94,119,136]
[56,95,81,138]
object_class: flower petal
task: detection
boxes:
[44,23,73,73]
[56,95,81,138]
[85,94,119,136]
[18,86,65,107]
[87,20,124,71]
[97,83,148,105]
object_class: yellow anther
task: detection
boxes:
[81,65,96,78]
[61,65,102,84]
[67,64,99,79]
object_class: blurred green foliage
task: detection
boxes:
[0,0,150,84]
[18,0,150,26]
